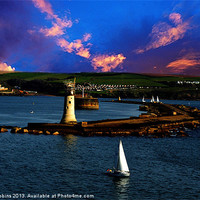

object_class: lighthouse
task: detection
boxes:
[60,79,77,124]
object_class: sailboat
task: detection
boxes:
[106,140,130,177]
[156,96,159,103]
[151,96,155,103]
[142,96,145,102]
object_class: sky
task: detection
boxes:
[0,0,200,75]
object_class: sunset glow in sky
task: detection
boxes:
[1,0,200,75]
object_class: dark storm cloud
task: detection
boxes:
[0,1,28,60]
[0,0,56,70]
[39,51,92,73]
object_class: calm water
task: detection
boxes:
[0,96,200,200]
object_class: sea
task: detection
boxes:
[0,96,199,200]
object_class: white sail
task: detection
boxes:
[82,87,85,98]
[117,140,129,172]
[151,96,154,102]
[157,96,159,102]
[142,96,145,102]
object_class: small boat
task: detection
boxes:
[105,140,130,177]
[142,96,145,102]
[151,96,155,103]
[30,111,34,114]
[156,96,159,103]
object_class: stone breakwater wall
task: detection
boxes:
[1,102,200,138]
[26,115,199,137]
[0,126,61,135]
[26,100,200,137]
[1,117,199,138]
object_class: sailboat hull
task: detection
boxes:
[105,170,130,177]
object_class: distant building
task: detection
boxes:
[0,84,8,91]
[177,81,200,85]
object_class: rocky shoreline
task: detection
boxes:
[0,126,60,135]
[0,117,198,138]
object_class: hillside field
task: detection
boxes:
[0,72,200,86]
[0,72,200,99]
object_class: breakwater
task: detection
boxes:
[14,101,200,137]
[26,114,198,137]
[2,100,200,138]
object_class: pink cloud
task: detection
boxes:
[136,13,191,54]
[73,39,91,58]
[169,13,182,25]
[91,54,126,72]
[32,0,55,18]
[166,53,200,73]
[32,0,72,37]
[32,0,125,71]
[40,19,72,37]
[82,33,92,42]
[0,62,15,71]
[33,0,91,58]
[40,23,65,37]
[57,38,91,58]
[56,38,73,53]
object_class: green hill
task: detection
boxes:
[1,72,200,85]
[0,72,200,99]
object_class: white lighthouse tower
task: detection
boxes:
[60,79,77,124]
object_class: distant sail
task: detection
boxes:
[82,87,85,98]
[142,96,145,102]
[157,96,159,103]
[117,140,129,172]
[151,96,155,102]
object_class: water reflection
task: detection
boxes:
[113,177,130,200]
[63,134,78,150]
